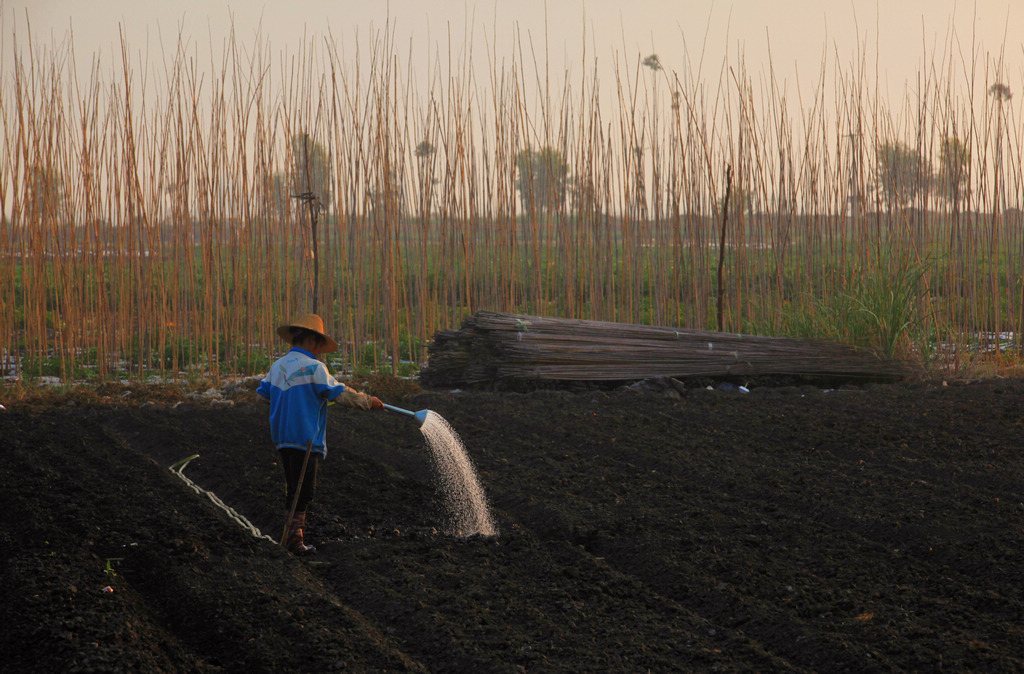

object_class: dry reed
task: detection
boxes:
[1,20,1021,382]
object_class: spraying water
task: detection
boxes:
[418,410,498,537]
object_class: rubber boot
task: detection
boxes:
[284,511,316,555]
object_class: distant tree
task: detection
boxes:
[875,141,929,213]
[23,164,67,253]
[989,83,1012,214]
[642,53,662,72]
[936,136,970,212]
[644,54,663,222]
[627,145,648,221]
[270,172,291,219]
[368,165,408,223]
[414,140,437,216]
[25,163,63,223]
[515,146,568,215]
[290,133,332,221]
[415,140,436,158]
[989,82,1012,103]
[288,133,333,313]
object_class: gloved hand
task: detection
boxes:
[369,396,384,410]
[334,389,376,410]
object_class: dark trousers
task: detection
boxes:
[279,447,319,513]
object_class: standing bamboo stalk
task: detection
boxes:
[717,164,732,333]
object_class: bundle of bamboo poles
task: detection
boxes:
[420,311,914,387]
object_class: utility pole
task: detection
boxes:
[292,133,322,314]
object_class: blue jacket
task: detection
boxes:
[256,347,349,457]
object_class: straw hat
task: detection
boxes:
[276,313,339,353]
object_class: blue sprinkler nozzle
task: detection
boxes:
[383,403,430,427]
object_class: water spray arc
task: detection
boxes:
[384,403,498,537]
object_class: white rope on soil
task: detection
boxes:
[170,455,275,543]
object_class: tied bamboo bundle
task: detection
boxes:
[420,311,915,387]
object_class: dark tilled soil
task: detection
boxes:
[1,380,1023,672]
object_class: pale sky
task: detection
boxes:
[3,0,1021,106]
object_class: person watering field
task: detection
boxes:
[257,313,384,554]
